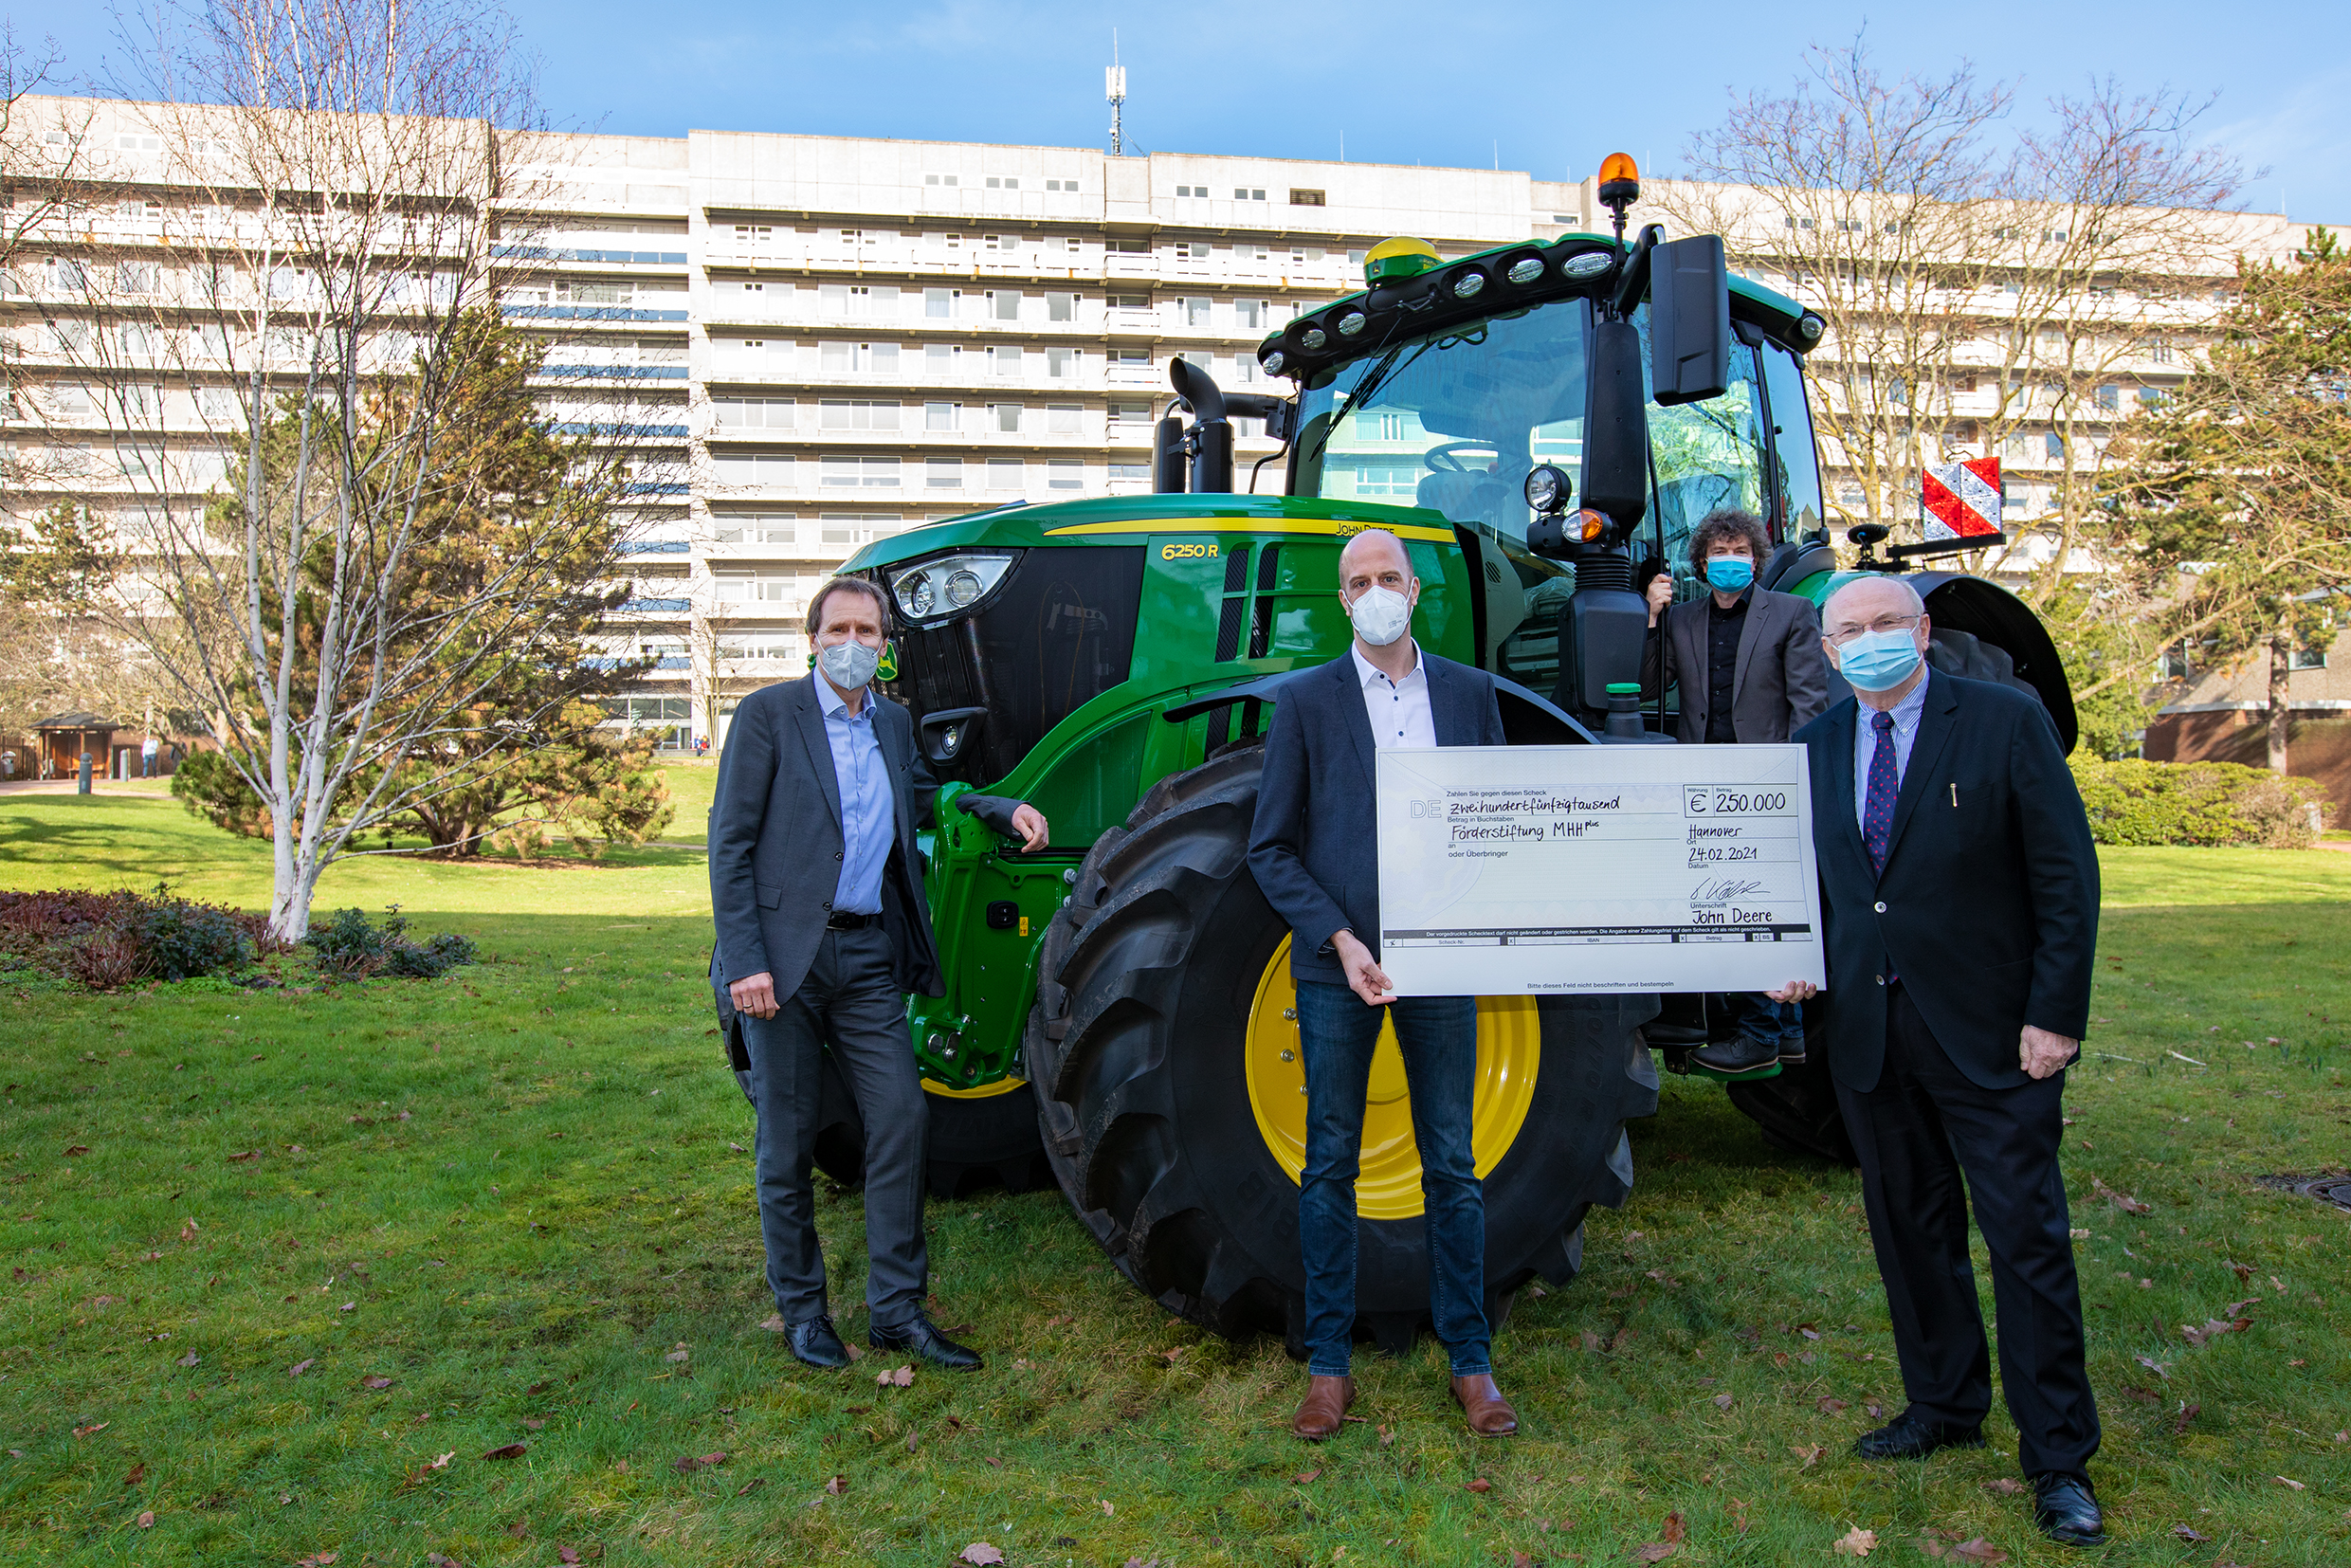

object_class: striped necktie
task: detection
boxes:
[1864,709,1898,875]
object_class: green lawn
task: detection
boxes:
[3,796,2348,1565]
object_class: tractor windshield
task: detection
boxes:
[1291,294,1778,587]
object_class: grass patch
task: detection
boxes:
[2,805,2348,1564]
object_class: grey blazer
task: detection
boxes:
[1642,586,1832,744]
[1247,649,1507,985]
[707,675,946,1010]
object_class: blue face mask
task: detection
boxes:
[1704,556,1755,593]
[1837,628,1924,692]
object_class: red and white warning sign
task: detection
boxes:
[1922,456,2003,540]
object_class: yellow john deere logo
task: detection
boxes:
[876,641,899,682]
[1159,541,1220,560]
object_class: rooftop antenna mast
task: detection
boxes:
[1105,33,1127,157]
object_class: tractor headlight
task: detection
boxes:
[1562,250,1613,280]
[889,552,1017,624]
[1262,350,1285,375]
[1450,267,1486,300]
[1522,464,1573,514]
[1336,310,1367,337]
[1299,325,1327,351]
[1505,254,1546,285]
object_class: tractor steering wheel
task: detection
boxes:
[1423,441,1500,474]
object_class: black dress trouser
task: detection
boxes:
[1833,986,2101,1478]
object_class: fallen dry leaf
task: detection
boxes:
[288,1358,315,1377]
[557,1550,581,1566]
[1465,1477,1493,1493]
[175,1350,199,1368]
[2181,1317,2252,1347]
[73,1422,109,1438]
[1834,1525,1878,1557]
[1789,1443,1825,1470]
[2173,1524,2211,1544]
[1378,1423,1396,1447]
[2276,1474,2305,1490]
[1947,1540,2008,1564]
[877,1364,915,1388]
[1712,1394,1734,1410]
[228,1150,262,1163]
[824,1474,847,1495]
[664,1347,690,1363]
[1817,1396,1849,1414]
[672,1451,726,1472]
[481,1443,526,1462]
[2172,1401,2201,1434]
[121,1462,145,1487]
[1981,1478,2024,1495]
[294,1555,338,1567]
[1100,1499,1115,1516]
[1631,1544,1676,1564]
[136,1510,155,1529]
[361,1376,392,1390]
[1662,1512,1686,1544]
[735,1478,764,1497]
[425,1555,469,1568]
[2091,1176,2152,1215]
[1730,1496,1750,1535]
[758,1314,787,1333]
[1291,1468,1322,1485]
[957,1546,1005,1567]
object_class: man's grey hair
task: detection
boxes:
[1337,528,1411,582]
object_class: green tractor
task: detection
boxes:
[805,159,2075,1354]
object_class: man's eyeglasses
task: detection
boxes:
[1824,614,1921,647]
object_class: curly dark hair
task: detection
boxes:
[1687,507,1771,573]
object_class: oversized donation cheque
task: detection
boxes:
[1372,744,1828,997]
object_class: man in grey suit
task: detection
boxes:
[1248,529,1519,1444]
[1642,506,1832,1075]
[709,574,1047,1372]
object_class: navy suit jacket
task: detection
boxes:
[1795,670,2100,1093]
[1248,648,1507,985]
[707,675,946,1012]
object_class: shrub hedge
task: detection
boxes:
[0,885,276,988]
[2069,757,2334,848]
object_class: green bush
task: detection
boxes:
[302,904,477,979]
[2069,757,2334,848]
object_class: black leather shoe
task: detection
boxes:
[869,1313,983,1371]
[1777,1036,1809,1066]
[787,1314,851,1370]
[1854,1407,1986,1460]
[2032,1471,2106,1547]
[1691,1035,1781,1076]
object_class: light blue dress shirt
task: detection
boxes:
[819,680,895,915]
[1851,670,1932,832]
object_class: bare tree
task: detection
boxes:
[1664,38,2244,606]
[17,0,668,937]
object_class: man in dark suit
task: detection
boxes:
[1772,574,2105,1547]
[1248,528,1518,1443]
[709,574,1047,1373]
[1644,506,1833,1076]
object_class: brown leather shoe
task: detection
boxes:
[1291,1375,1356,1440]
[1451,1374,1519,1436]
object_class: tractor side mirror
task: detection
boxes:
[1649,234,1730,407]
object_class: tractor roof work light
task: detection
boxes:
[1363,235,1441,286]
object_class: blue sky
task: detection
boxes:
[21,1,2351,220]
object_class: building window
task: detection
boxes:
[1110,401,1150,428]
[991,345,1023,376]
[2095,384,2120,411]
[1108,463,1149,482]
[1175,185,1206,198]
[714,397,793,428]
[712,513,796,545]
[1048,404,1081,434]
[820,399,901,430]
[924,401,958,432]
[1045,347,1078,379]
[1234,187,1267,202]
[1235,299,1267,330]
[1108,293,1148,311]
[925,343,957,374]
[1184,297,1212,328]
[925,287,955,318]
[991,403,1024,433]
[1048,460,1084,490]
[714,452,794,487]
[926,459,963,489]
[987,459,1023,490]
[820,456,902,488]
[2045,430,2066,459]
[1107,238,1150,255]
[1289,189,1325,207]
[2288,646,2328,670]
[733,224,773,244]
[1047,292,1075,322]
[985,176,1020,190]
[990,290,1022,321]
[1045,178,1077,192]
[1176,242,1212,262]
[819,514,902,546]
[924,173,960,187]
[820,341,899,374]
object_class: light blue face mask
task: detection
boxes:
[1837,628,1924,692]
[1704,556,1755,593]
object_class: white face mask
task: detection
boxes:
[1347,584,1412,647]
[817,639,881,690]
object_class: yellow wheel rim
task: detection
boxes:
[1243,934,1540,1221]
[922,1074,1027,1100]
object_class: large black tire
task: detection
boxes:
[794,1053,1054,1199]
[1722,1000,1857,1166]
[1025,745,1661,1355]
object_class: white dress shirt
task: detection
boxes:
[1351,640,1436,749]
[1851,670,1932,833]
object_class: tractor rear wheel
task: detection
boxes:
[1024,745,1660,1355]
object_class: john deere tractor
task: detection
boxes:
[808,156,2074,1354]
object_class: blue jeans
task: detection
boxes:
[1294,978,1489,1377]
[1736,993,1803,1048]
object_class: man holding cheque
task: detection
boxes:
[1247,528,1517,1442]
